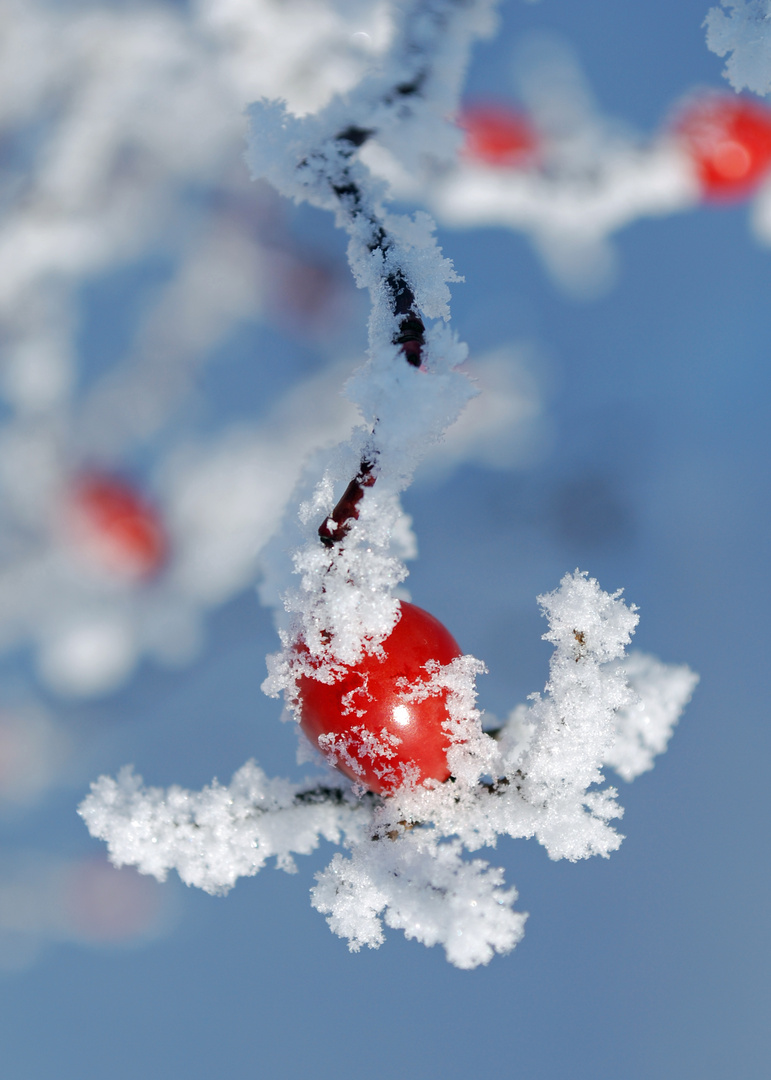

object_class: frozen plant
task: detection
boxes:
[368,30,771,294]
[80,0,697,968]
[81,572,696,969]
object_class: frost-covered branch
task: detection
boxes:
[80,762,376,893]
[247,0,498,369]
[81,573,696,967]
[78,0,698,969]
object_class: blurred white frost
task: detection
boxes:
[363,33,701,297]
[366,27,771,292]
[0,704,70,809]
[0,0,388,415]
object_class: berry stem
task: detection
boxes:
[318,456,378,546]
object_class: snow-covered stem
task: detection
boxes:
[247,0,498,366]
[80,762,379,894]
[248,0,498,670]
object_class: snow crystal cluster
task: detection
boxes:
[705,1,771,96]
[80,0,698,967]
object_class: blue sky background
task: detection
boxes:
[2,1,769,1077]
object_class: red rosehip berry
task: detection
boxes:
[295,601,463,795]
[673,94,771,201]
[458,102,539,168]
[66,472,168,580]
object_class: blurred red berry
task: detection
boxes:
[458,102,539,167]
[295,601,463,795]
[673,94,771,201]
[63,858,162,942]
[67,472,167,580]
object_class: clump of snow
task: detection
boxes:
[500,572,637,860]
[259,327,477,675]
[705,1,771,96]
[312,833,525,970]
[262,476,409,685]
[346,325,476,481]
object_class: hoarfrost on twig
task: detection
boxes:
[79,761,375,894]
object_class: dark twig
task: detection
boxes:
[294,784,381,809]
[318,457,378,546]
[303,2,468,545]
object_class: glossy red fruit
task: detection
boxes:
[458,103,538,167]
[674,95,771,201]
[67,473,167,580]
[295,602,463,795]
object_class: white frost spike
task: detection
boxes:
[312,833,525,970]
[346,322,476,483]
[506,571,638,861]
[606,652,699,781]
